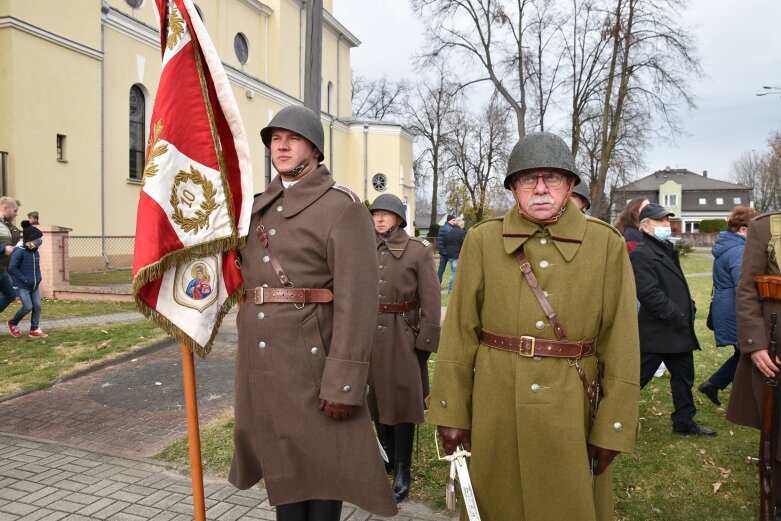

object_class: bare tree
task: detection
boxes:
[589,0,701,217]
[404,68,461,231]
[351,74,410,121]
[443,96,513,222]
[411,0,543,138]
[731,134,781,213]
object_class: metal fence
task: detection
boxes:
[66,236,134,285]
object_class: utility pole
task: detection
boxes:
[304,0,323,114]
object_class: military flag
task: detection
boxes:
[132,0,252,357]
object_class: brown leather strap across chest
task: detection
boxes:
[480,329,595,359]
[378,301,417,313]
[246,287,334,305]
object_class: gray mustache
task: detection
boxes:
[529,195,556,205]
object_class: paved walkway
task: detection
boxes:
[0,311,455,520]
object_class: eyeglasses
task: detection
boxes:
[515,172,566,190]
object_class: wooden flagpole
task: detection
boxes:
[181,343,207,521]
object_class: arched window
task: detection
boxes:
[234,33,249,64]
[129,85,146,181]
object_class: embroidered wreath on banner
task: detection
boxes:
[166,5,185,50]
[170,166,218,234]
[141,121,167,188]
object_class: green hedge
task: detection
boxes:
[699,219,727,233]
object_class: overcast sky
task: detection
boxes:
[333,0,781,182]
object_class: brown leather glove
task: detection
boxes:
[587,444,619,475]
[318,400,356,421]
[437,426,472,455]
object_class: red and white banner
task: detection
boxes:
[133,0,253,357]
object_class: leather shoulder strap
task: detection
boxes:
[516,248,567,340]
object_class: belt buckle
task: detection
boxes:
[254,287,264,305]
[519,336,536,357]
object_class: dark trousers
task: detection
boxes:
[0,271,17,314]
[707,346,740,390]
[275,500,342,521]
[437,254,449,282]
[640,351,696,430]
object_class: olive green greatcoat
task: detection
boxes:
[367,229,441,425]
[727,213,781,472]
[428,201,640,521]
[228,166,397,517]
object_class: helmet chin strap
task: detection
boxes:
[282,149,317,177]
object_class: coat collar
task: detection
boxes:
[640,234,686,282]
[377,228,410,259]
[253,165,334,218]
[501,199,586,262]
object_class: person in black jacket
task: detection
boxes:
[444,218,465,293]
[630,203,716,436]
[436,215,456,283]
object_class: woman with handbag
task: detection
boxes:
[698,206,758,406]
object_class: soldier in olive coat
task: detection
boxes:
[367,194,441,502]
[727,212,781,516]
[428,132,640,521]
[228,106,397,520]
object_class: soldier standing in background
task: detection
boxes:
[367,193,440,502]
[727,211,781,520]
[428,132,640,520]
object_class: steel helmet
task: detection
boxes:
[504,132,580,188]
[369,194,407,227]
[571,181,591,210]
[260,105,325,162]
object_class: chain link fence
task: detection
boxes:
[66,236,134,286]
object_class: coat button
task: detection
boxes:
[262,256,270,263]
[262,283,268,288]
[257,312,265,320]
[310,347,319,355]
[535,320,545,330]
[269,228,277,236]
[440,400,447,408]
[543,290,549,297]
[377,325,384,330]
[379,264,384,269]
[342,385,351,392]
[533,356,541,361]
[426,338,431,344]
[276,205,283,212]
[258,341,266,349]
[531,383,541,393]
[539,260,549,269]
[747,338,754,345]
[540,238,548,245]
[381,251,387,255]
[404,326,409,331]
[613,422,623,432]
[379,279,385,284]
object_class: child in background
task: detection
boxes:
[6,221,47,338]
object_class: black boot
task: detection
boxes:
[392,422,415,502]
[275,501,307,521]
[375,422,395,474]
[307,500,343,521]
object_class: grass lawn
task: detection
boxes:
[158,247,766,519]
[41,299,139,319]
[69,269,132,286]
[0,321,166,398]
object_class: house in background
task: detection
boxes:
[614,168,753,233]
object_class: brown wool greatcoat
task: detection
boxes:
[428,202,640,521]
[367,229,441,425]
[727,213,781,470]
[228,166,397,516]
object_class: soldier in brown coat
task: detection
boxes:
[228,106,397,520]
[727,211,781,518]
[367,194,440,502]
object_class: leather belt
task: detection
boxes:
[246,287,334,305]
[378,301,417,313]
[479,329,596,359]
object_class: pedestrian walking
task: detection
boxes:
[7,220,47,338]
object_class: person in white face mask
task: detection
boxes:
[630,203,716,436]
